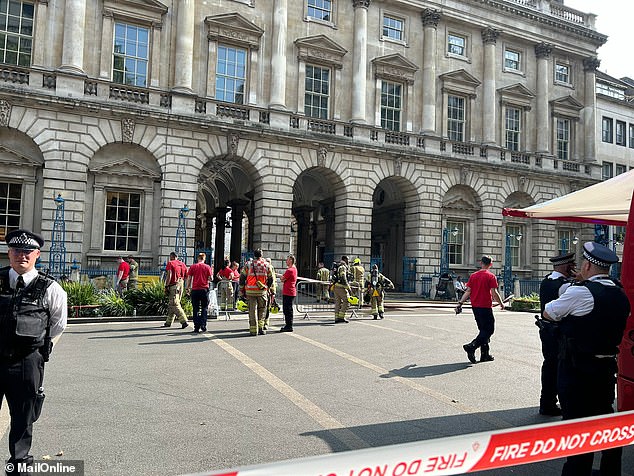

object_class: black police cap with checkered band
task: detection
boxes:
[5,229,44,250]
[549,252,575,266]
[582,241,618,269]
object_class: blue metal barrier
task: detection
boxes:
[402,257,417,292]
[420,275,433,298]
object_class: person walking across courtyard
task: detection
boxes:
[240,249,274,335]
[332,256,352,323]
[187,253,213,333]
[162,252,189,329]
[280,255,297,332]
[544,242,630,475]
[456,255,505,363]
[0,229,67,475]
[536,251,576,416]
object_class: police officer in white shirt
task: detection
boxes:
[0,229,67,475]
[544,241,630,476]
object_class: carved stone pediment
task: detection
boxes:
[443,196,479,211]
[498,83,535,109]
[551,95,584,119]
[295,35,347,69]
[103,0,167,23]
[372,53,419,84]
[205,12,264,50]
[91,158,160,179]
[440,69,481,97]
[0,144,43,167]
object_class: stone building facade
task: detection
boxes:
[0,0,613,287]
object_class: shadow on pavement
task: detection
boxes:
[380,362,472,378]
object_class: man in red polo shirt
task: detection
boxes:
[187,252,213,333]
[279,255,297,332]
[163,252,189,329]
[456,255,505,364]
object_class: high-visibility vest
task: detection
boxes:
[245,258,269,294]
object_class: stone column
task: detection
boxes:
[228,199,249,263]
[535,42,552,154]
[481,28,499,145]
[150,22,163,88]
[583,56,600,164]
[142,188,154,253]
[99,10,115,79]
[214,207,229,273]
[269,0,288,109]
[421,9,441,134]
[59,0,87,74]
[31,0,49,68]
[350,0,370,123]
[90,186,105,251]
[173,0,195,93]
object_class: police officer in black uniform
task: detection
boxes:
[544,242,630,476]
[537,251,576,416]
[0,230,67,475]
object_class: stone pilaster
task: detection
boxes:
[350,0,370,123]
[269,0,288,109]
[481,28,499,144]
[535,42,552,153]
[421,9,441,134]
[59,0,86,74]
[582,56,600,163]
[173,0,195,93]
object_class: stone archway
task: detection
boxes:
[292,167,343,277]
[371,176,418,291]
[198,158,256,270]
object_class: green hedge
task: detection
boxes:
[510,292,540,312]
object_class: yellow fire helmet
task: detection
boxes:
[236,299,249,312]
[269,302,280,314]
[347,295,359,305]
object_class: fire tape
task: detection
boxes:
[186,411,634,476]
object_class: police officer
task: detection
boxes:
[333,256,351,323]
[544,242,630,476]
[0,229,67,475]
[537,251,576,416]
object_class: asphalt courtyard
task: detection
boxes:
[1,303,633,475]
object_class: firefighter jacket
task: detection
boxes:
[351,264,365,288]
[334,262,351,290]
[0,267,54,362]
[241,258,273,297]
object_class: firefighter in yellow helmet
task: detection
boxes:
[367,264,394,319]
[332,256,352,323]
[350,258,365,306]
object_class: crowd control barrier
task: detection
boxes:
[187,410,634,476]
[215,280,235,320]
[295,279,363,319]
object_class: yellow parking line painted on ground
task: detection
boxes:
[288,332,512,430]
[0,398,8,440]
[358,321,433,340]
[204,333,371,451]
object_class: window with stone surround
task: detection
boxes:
[447,95,465,142]
[306,0,335,26]
[380,80,401,131]
[447,33,467,58]
[446,220,464,266]
[0,182,21,241]
[616,120,626,146]
[304,64,330,119]
[557,229,576,255]
[504,48,521,72]
[0,0,33,67]
[381,12,405,43]
[602,116,613,143]
[602,162,613,181]
[506,224,522,268]
[556,118,570,161]
[113,22,149,87]
[616,163,627,176]
[555,61,571,85]
[216,45,247,104]
[104,191,140,252]
[504,106,521,151]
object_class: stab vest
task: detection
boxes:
[0,267,53,361]
[559,279,631,357]
[540,274,569,314]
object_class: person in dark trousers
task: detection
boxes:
[456,255,505,363]
[186,252,213,333]
[544,242,630,476]
[0,229,67,475]
[536,251,576,416]
[279,255,297,332]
